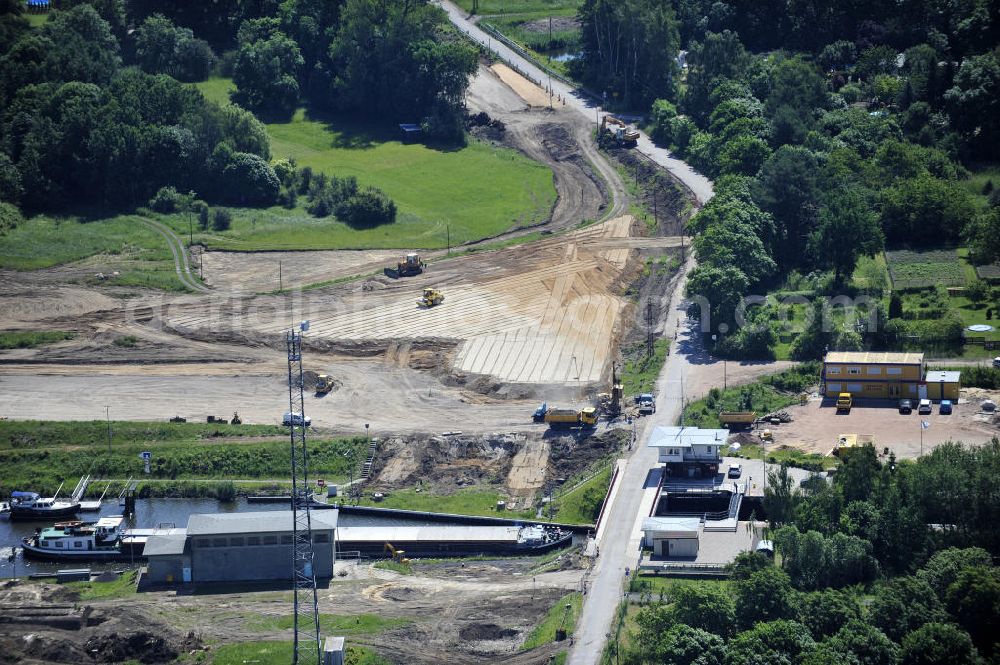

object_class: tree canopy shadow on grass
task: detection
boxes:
[302,108,467,153]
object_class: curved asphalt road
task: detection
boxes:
[437,4,716,662]
[439,0,714,205]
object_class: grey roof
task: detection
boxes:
[925,370,961,383]
[143,532,188,557]
[338,525,521,543]
[186,510,338,536]
[647,426,728,449]
[642,516,701,534]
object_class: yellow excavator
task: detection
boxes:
[417,287,444,307]
[384,542,410,565]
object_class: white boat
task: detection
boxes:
[8,491,80,521]
[21,516,143,561]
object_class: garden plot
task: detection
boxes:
[886,249,965,289]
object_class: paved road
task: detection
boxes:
[568,258,697,664]
[438,1,715,206]
[436,9,717,660]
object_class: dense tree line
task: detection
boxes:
[639,13,999,357]
[621,442,1000,664]
[0,0,474,225]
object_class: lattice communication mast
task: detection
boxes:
[286,328,322,665]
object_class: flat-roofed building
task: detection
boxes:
[823,351,924,399]
[642,516,701,558]
[144,510,337,584]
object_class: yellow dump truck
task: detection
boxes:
[836,392,853,412]
[545,406,598,430]
[719,411,757,428]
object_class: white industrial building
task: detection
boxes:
[641,516,701,558]
[647,426,727,477]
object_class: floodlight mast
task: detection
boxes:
[286,326,321,665]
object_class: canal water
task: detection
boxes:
[0,497,435,579]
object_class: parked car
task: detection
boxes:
[282,412,311,427]
[993,357,1000,368]
[898,399,912,414]
[727,463,743,478]
[940,400,953,415]
[917,399,932,415]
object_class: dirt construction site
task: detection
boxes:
[0,64,689,664]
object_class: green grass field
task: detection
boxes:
[354,487,536,519]
[0,214,192,289]
[248,613,411,635]
[622,338,670,396]
[192,79,556,250]
[65,570,138,600]
[456,0,580,16]
[0,420,366,495]
[0,330,74,349]
[522,592,582,650]
[553,465,611,524]
[212,642,389,665]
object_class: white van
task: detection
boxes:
[282,412,311,427]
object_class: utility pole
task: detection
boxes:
[279,261,283,291]
[187,208,193,245]
[105,406,112,454]
[646,299,654,359]
[447,225,450,256]
[652,187,658,229]
[286,327,322,665]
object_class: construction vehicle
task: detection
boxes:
[384,542,410,565]
[601,115,640,146]
[836,392,853,413]
[532,403,549,422]
[385,253,425,278]
[315,374,333,395]
[719,411,757,429]
[636,393,656,415]
[230,411,242,425]
[545,406,598,430]
[605,363,624,418]
[417,287,444,307]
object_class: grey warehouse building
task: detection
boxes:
[143,510,338,584]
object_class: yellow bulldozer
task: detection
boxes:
[385,252,425,278]
[417,287,444,307]
[315,374,333,395]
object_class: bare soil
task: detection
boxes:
[0,580,201,665]
[759,388,999,459]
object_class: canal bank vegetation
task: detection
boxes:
[65,570,138,601]
[0,419,367,497]
[352,487,536,521]
[521,591,582,650]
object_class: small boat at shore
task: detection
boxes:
[8,491,80,521]
[21,516,144,561]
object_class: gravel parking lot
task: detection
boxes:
[756,390,1000,459]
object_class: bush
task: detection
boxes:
[0,201,23,235]
[211,208,232,231]
[337,187,397,228]
[197,202,210,229]
[148,185,183,213]
[650,98,678,145]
